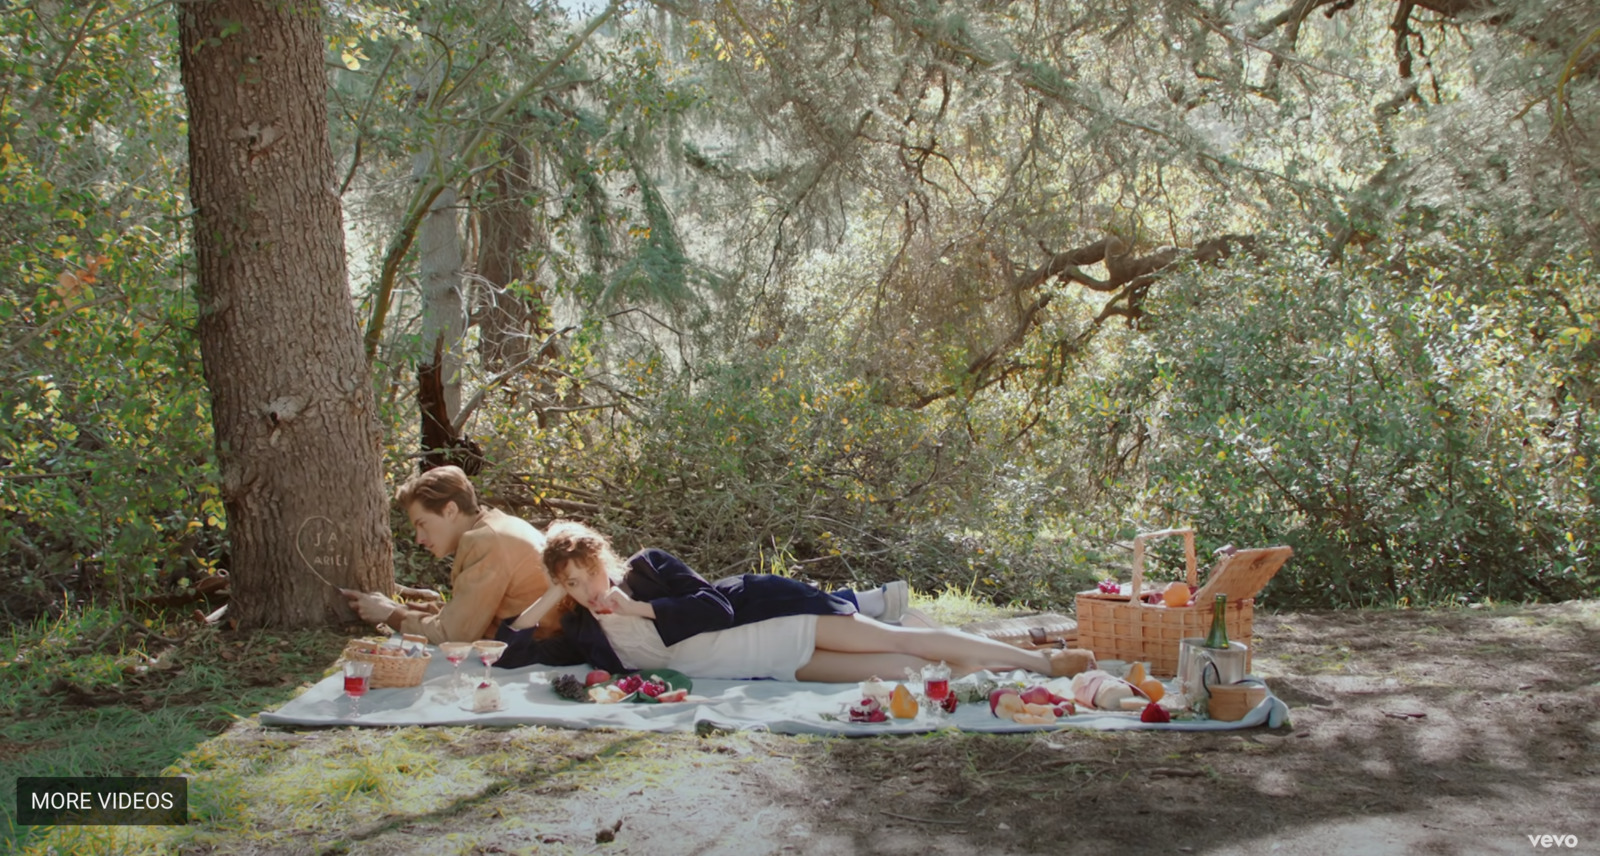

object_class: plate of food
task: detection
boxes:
[550,669,693,703]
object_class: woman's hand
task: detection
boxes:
[593,587,655,619]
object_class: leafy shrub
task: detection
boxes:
[464,343,1106,606]
[1074,230,1597,607]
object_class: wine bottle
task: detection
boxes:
[1203,594,1230,648]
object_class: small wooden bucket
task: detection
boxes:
[1207,682,1269,722]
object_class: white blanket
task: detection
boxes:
[260,654,1290,735]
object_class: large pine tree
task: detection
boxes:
[177,0,392,627]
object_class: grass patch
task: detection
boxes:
[1,606,345,853]
[911,584,1011,627]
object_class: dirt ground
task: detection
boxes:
[201,601,1598,856]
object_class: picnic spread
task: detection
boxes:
[266,528,1292,735]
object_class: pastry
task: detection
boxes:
[472,681,501,713]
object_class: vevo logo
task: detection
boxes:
[1527,834,1579,848]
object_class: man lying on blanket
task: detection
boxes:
[342,466,916,645]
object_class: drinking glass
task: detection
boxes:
[343,660,374,718]
[473,640,507,681]
[438,642,473,700]
[921,661,951,716]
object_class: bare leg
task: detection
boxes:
[794,651,933,683]
[811,615,1055,674]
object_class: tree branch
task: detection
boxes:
[362,0,622,362]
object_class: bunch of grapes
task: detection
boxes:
[552,673,588,702]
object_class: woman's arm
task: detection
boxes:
[628,550,737,646]
[509,586,569,631]
[492,619,591,669]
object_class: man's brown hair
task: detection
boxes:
[395,465,481,515]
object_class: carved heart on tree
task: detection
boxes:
[294,516,349,588]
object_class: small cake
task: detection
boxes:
[472,680,501,713]
[848,697,888,723]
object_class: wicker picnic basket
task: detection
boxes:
[341,635,431,688]
[1074,528,1291,677]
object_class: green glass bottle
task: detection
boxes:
[1203,594,1230,648]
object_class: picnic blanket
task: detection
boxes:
[259,654,1290,735]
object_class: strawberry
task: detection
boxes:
[1139,702,1171,723]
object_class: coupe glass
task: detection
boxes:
[438,641,473,700]
[473,640,508,681]
[343,659,374,718]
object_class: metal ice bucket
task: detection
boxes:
[1177,637,1250,700]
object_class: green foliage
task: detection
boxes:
[468,342,1105,607]
[1,1,221,618]
[1074,230,1598,607]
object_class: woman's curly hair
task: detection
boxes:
[542,520,626,584]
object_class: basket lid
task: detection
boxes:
[1194,546,1292,604]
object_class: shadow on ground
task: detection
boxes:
[757,601,1600,855]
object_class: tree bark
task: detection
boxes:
[178,0,392,628]
[415,157,464,418]
[476,140,540,372]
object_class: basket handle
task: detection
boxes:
[1129,528,1197,603]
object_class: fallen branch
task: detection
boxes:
[879,810,966,826]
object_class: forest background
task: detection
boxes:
[2,0,1597,627]
[1,0,1598,850]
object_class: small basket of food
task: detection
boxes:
[341,634,431,689]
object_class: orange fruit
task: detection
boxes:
[1140,678,1166,703]
[1162,581,1191,607]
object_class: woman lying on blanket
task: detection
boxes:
[492,521,1096,682]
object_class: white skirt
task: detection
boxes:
[594,613,818,681]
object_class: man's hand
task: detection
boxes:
[341,588,402,625]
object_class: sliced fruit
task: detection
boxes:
[1019,686,1054,706]
[656,688,689,703]
[989,688,1021,716]
[584,670,612,687]
[996,693,1027,719]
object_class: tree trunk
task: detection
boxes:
[416,155,464,418]
[178,0,392,628]
[476,140,541,371]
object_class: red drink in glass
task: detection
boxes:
[344,675,369,697]
[925,678,950,700]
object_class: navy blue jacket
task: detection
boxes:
[493,548,857,673]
